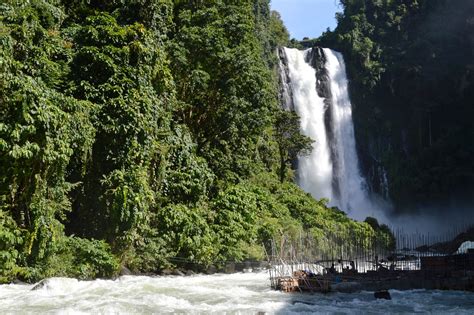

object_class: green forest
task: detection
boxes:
[318,0,474,210]
[0,0,394,283]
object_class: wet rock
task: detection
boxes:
[31,278,77,291]
[331,282,362,293]
[160,269,174,276]
[172,269,185,276]
[291,300,315,306]
[185,270,195,276]
[374,290,391,300]
[258,261,270,269]
[206,265,217,274]
[224,263,235,274]
[12,279,26,285]
[119,266,132,276]
[31,279,49,291]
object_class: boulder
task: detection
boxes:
[331,281,362,293]
[119,266,132,276]
[374,290,392,300]
[31,277,78,291]
[224,263,235,274]
[12,279,26,285]
[160,269,174,276]
[206,265,217,274]
[172,269,185,276]
[31,279,49,291]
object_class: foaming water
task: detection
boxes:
[283,47,334,202]
[323,48,371,217]
[1,273,474,314]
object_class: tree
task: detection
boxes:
[274,111,313,182]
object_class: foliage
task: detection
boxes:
[161,126,214,205]
[212,185,260,261]
[23,236,118,282]
[267,10,290,51]
[169,1,278,183]
[0,0,95,273]
[154,203,217,267]
[65,237,119,279]
[0,211,23,282]
[364,217,396,251]
[274,110,313,182]
[0,0,392,282]
[65,10,172,248]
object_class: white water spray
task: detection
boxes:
[323,48,372,215]
[283,48,333,201]
[1,273,473,313]
[282,47,388,221]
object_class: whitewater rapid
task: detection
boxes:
[1,272,474,314]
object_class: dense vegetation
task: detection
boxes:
[318,0,474,211]
[0,0,391,283]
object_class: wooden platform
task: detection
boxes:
[275,271,331,293]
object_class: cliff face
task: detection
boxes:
[318,0,474,212]
[305,47,340,199]
[277,47,295,111]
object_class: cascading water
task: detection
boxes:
[282,48,334,201]
[323,48,373,215]
[281,47,385,220]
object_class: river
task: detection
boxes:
[1,272,474,314]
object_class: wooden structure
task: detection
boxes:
[275,270,331,293]
[268,227,474,293]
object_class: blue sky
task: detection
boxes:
[270,0,342,40]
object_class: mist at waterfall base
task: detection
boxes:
[2,273,474,314]
[389,203,474,235]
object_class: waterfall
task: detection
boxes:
[379,165,390,200]
[282,48,334,201]
[281,47,386,221]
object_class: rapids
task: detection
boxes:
[1,272,474,314]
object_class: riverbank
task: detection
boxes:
[152,260,271,278]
